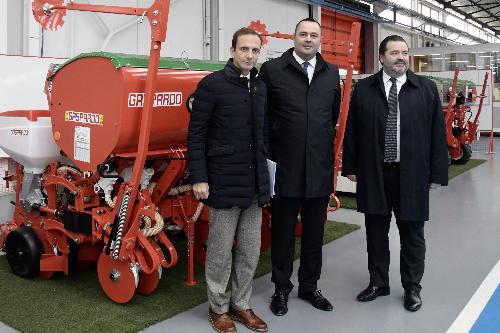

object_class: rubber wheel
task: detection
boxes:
[452,126,462,138]
[5,226,43,278]
[454,143,472,165]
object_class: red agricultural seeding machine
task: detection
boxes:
[439,68,489,164]
[0,0,360,303]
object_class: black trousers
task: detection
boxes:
[270,195,329,292]
[365,163,425,291]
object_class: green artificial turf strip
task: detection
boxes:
[448,159,486,180]
[254,220,359,278]
[334,194,357,210]
[0,221,359,333]
[332,158,487,210]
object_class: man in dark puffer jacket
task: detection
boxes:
[188,28,270,333]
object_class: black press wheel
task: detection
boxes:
[5,226,43,278]
[454,143,472,165]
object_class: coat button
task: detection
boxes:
[249,144,253,149]
[249,164,253,169]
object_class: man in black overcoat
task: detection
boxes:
[188,28,270,333]
[342,35,448,312]
[259,18,341,315]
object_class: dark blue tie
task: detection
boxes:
[384,77,398,162]
[302,61,309,75]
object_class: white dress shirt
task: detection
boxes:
[293,51,316,84]
[240,72,250,91]
[382,71,406,163]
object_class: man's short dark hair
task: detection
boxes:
[231,27,263,49]
[294,18,321,35]
[379,35,408,55]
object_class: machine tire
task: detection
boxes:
[5,226,43,278]
[454,143,472,164]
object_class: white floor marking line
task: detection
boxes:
[446,259,500,333]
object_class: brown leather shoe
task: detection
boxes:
[229,307,268,332]
[208,308,237,333]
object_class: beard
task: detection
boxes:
[384,61,408,77]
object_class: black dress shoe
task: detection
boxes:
[298,289,333,311]
[270,290,289,316]
[356,284,390,302]
[404,289,422,312]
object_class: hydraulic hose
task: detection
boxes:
[57,165,83,176]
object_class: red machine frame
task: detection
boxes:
[444,68,489,164]
[0,2,361,304]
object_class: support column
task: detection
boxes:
[0,0,7,53]
[6,0,24,55]
[23,0,41,56]
[210,0,220,61]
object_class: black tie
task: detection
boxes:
[302,61,309,75]
[384,77,398,162]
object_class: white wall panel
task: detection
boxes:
[0,0,7,54]
[40,0,204,59]
[6,0,23,55]
[0,55,66,112]
[135,0,204,59]
[379,24,413,48]
[221,0,309,62]
[24,0,42,56]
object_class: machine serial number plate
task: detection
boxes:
[74,126,90,163]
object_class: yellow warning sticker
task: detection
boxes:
[65,111,104,126]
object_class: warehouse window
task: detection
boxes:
[396,13,412,26]
[468,25,480,38]
[413,55,442,72]
[379,9,393,21]
[446,15,464,31]
[492,52,500,101]
[398,0,412,10]
[445,53,476,71]
[425,0,443,9]
[476,52,493,70]
[421,5,430,17]
[430,9,439,21]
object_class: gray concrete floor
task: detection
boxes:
[143,153,500,333]
[1,153,498,333]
